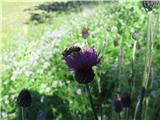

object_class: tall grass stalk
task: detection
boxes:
[143,11,153,120]
[131,41,137,94]
[154,10,160,39]
[134,11,153,120]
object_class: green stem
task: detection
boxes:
[119,113,121,120]
[86,84,98,120]
[95,69,103,120]
[127,108,130,120]
[133,87,145,120]
[124,108,127,120]
[21,107,25,120]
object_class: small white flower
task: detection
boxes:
[11,95,16,100]
[40,96,45,103]
[118,19,123,23]
[112,64,118,69]
[150,91,158,98]
[118,49,124,55]
[37,69,43,74]
[25,70,32,77]
[52,48,59,54]
[112,26,118,32]
[151,80,158,85]
[45,51,53,60]
[11,75,16,81]
[31,78,35,82]
[4,100,9,104]
[46,87,51,92]
[1,112,8,118]
[118,58,124,63]
[70,100,73,104]
[40,84,47,89]
[76,88,81,95]
[43,62,50,69]
[108,14,114,19]
[98,116,101,120]
[58,81,64,87]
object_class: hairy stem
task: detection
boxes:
[86,84,98,120]
[21,107,25,120]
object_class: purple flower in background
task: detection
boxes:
[150,90,158,98]
[132,31,140,40]
[62,47,100,84]
[112,99,122,113]
[120,92,131,108]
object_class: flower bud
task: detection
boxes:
[112,99,122,113]
[75,69,94,84]
[120,92,131,108]
[17,89,32,108]
[132,31,140,40]
[113,37,119,47]
[81,27,89,39]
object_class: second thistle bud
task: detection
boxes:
[17,89,32,108]
[132,31,140,40]
[120,92,131,108]
[112,99,123,113]
[81,27,89,39]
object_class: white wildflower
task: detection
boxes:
[11,75,16,81]
[43,62,50,69]
[76,88,81,95]
[1,112,8,118]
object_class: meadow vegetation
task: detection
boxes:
[1,1,160,120]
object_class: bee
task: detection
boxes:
[62,46,81,57]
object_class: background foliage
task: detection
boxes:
[1,1,160,120]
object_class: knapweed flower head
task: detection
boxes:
[81,27,89,39]
[17,89,32,108]
[112,99,122,113]
[120,92,131,108]
[62,47,100,84]
[142,0,159,12]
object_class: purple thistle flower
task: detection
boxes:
[120,92,131,108]
[63,47,100,84]
[112,99,122,113]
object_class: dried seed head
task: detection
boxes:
[142,0,159,12]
